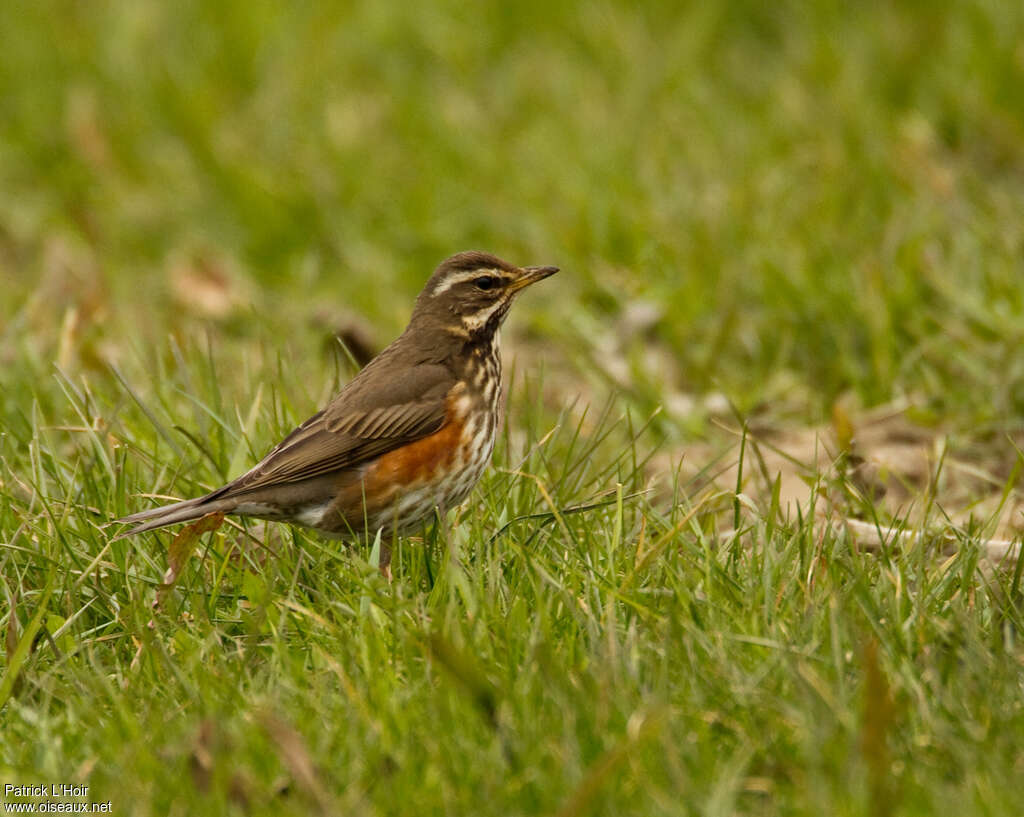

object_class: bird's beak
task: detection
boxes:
[510,265,559,293]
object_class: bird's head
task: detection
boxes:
[411,251,559,339]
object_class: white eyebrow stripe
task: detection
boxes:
[432,268,505,295]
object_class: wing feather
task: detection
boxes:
[212,361,456,497]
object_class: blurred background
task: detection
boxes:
[2,0,1023,432]
[4,4,1024,813]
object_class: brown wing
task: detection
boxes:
[211,362,455,497]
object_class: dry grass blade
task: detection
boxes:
[861,639,898,817]
[840,517,1021,563]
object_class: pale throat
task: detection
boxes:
[460,297,512,334]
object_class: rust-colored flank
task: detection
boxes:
[369,402,465,490]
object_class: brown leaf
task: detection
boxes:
[66,86,111,170]
[260,713,329,812]
[31,237,109,372]
[333,322,378,369]
[169,252,250,319]
[311,309,379,370]
[832,398,855,454]
[158,513,225,605]
[189,719,216,793]
[228,771,252,810]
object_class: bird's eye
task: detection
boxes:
[473,276,499,291]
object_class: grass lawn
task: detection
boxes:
[2,1,1024,814]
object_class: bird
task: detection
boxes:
[112,251,558,568]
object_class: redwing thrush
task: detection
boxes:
[113,251,558,549]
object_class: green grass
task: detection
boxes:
[3,1,1024,814]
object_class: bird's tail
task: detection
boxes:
[111,496,237,539]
